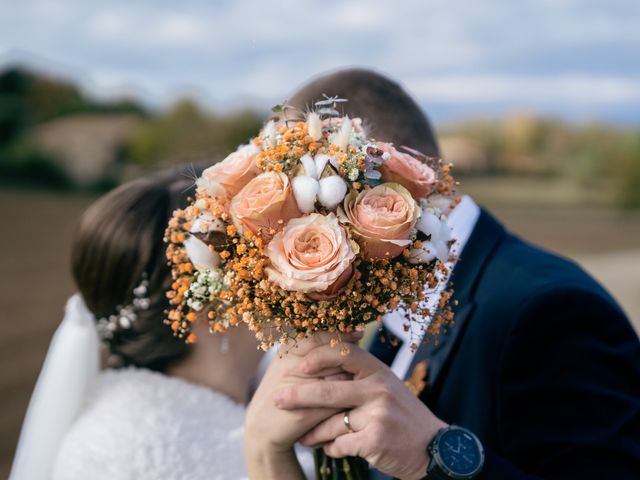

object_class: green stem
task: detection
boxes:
[342,458,354,480]
[316,448,330,480]
[314,448,368,480]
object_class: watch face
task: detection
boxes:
[437,428,482,476]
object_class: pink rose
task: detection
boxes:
[376,143,436,201]
[265,213,357,299]
[201,144,260,198]
[342,183,419,260]
[229,171,301,240]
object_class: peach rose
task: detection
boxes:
[229,171,301,240]
[376,143,436,201]
[265,213,357,299]
[342,183,419,260]
[201,144,260,198]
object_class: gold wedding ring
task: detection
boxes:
[343,411,355,433]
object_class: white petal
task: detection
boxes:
[300,154,318,179]
[196,177,225,197]
[262,120,277,148]
[184,235,220,270]
[318,176,348,209]
[330,116,352,151]
[307,111,322,141]
[292,176,320,213]
[314,154,331,175]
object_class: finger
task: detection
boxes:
[274,379,366,410]
[298,407,344,428]
[288,331,364,357]
[299,408,365,446]
[299,344,383,378]
[323,432,364,458]
[323,373,353,382]
[294,366,346,379]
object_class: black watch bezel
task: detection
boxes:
[427,425,484,479]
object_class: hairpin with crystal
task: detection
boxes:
[97,274,150,341]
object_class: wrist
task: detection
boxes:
[246,445,302,480]
[414,416,448,479]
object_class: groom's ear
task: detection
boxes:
[287,68,440,158]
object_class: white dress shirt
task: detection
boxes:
[383,195,481,380]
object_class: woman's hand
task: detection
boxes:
[244,332,362,479]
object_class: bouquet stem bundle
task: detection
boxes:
[314,449,368,480]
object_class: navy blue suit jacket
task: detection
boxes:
[399,209,640,479]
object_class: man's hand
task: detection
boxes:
[273,343,447,480]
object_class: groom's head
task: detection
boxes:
[287,68,439,157]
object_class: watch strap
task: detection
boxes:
[426,462,453,480]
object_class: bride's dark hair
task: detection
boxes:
[71,166,201,371]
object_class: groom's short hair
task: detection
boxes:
[287,68,439,157]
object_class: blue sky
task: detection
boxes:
[1,0,639,123]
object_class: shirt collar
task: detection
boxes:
[447,195,481,258]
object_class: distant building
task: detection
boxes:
[32,114,140,186]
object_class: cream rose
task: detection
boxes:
[265,213,357,299]
[342,183,419,260]
[377,143,436,201]
[201,144,260,198]
[229,171,301,240]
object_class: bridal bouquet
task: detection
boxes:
[164,98,457,354]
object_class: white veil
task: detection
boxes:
[10,294,100,480]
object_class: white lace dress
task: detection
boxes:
[52,367,249,480]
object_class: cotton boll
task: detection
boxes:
[190,214,225,234]
[196,177,225,197]
[314,154,331,175]
[416,211,442,238]
[423,194,454,215]
[416,211,451,244]
[407,243,437,264]
[292,175,320,213]
[307,111,322,141]
[318,176,348,209]
[434,240,450,263]
[184,235,221,271]
[300,154,318,179]
[330,116,352,151]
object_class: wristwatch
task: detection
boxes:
[425,425,484,479]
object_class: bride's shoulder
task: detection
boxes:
[53,367,247,480]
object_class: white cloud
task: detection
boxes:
[0,0,638,121]
[410,74,640,105]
